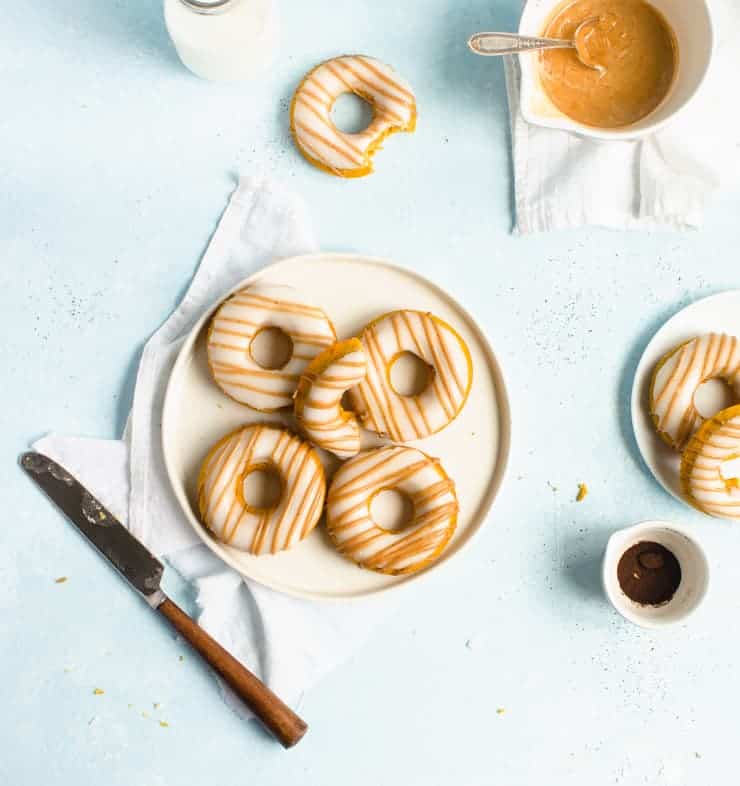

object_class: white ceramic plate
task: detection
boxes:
[162,253,511,600]
[631,291,740,505]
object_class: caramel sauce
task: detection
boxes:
[540,0,677,128]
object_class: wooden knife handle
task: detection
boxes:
[157,596,307,748]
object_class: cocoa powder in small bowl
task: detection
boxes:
[617,541,681,606]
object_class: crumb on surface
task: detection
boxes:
[54,576,68,584]
[496,707,505,716]
[576,483,588,502]
[153,702,161,710]
[93,688,104,696]
[159,721,169,728]
[142,711,150,719]
[547,481,558,493]
[178,655,184,662]
[465,639,473,650]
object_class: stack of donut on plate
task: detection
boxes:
[649,333,740,519]
[198,283,473,575]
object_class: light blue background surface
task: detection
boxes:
[3,1,740,784]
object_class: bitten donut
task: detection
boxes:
[290,55,417,178]
[348,310,473,442]
[326,446,458,575]
[198,424,326,554]
[680,404,740,519]
[206,284,336,412]
[650,333,740,449]
[294,338,368,459]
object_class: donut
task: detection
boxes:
[650,333,740,449]
[293,338,368,459]
[290,55,417,178]
[206,284,336,412]
[326,445,458,575]
[197,424,326,554]
[348,310,473,442]
[680,404,740,519]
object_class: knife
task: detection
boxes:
[20,451,307,748]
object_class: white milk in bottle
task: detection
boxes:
[164,0,278,82]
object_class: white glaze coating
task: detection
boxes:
[294,339,368,459]
[206,283,336,411]
[291,55,416,176]
[348,310,473,442]
[326,446,458,574]
[198,424,326,554]
[681,405,740,519]
[651,333,740,448]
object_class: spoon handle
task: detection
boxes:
[468,32,574,56]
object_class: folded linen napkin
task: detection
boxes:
[34,175,388,721]
[504,0,740,232]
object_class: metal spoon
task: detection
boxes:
[468,17,604,70]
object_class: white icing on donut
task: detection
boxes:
[206,284,336,412]
[651,333,740,449]
[198,424,326,554]
[348,310,473,442]
[681,405,740,519]
[290,55,417,177]
[326,446,458,575]
[294,338,368,459]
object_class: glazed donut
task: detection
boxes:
[680,404,740,519]
[294,338,368,459]
[206,284,336,412]
[198,424,326,554]
[326,445,458,575]
[348,310,473,442]
[650,333,740,449]
[290,55,417,178]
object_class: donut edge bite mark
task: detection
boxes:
[289,54,417,178]
[197,423,327,554]
[349,310,473,442]
[293,337,368,459]
[206,283,337,413]
[680,403,740,520]
[326,445,459,576]
[649,334,740,451]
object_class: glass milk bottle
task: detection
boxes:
[164,0,278,82]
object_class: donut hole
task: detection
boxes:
[242,465,283,511]
[249,326,293,370]
[370,488,415,532]
[390,351,434,397]
[693,378,736,419]
[331,92,375,134]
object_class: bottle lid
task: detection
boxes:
[178,0,235,14]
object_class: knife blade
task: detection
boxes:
[20,451,165,606]
[20,450,308,747]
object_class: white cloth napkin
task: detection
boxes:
[34,175,388,720]
[504,0,740,233]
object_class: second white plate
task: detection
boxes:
[631,290,740,505]
[162,253,511,600]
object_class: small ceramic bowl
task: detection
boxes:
[517,0,714,140]
[602,520,709,628]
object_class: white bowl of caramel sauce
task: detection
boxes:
[518,0,713,138]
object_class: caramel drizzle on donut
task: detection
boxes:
[353,311,467,442]
[682,410,740,518]
[326,446,458,574]
[652,334,740,447]
[199,426,325,554]
[296,343,367,458]
[292,56,416,174]
[207,287,335,410]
